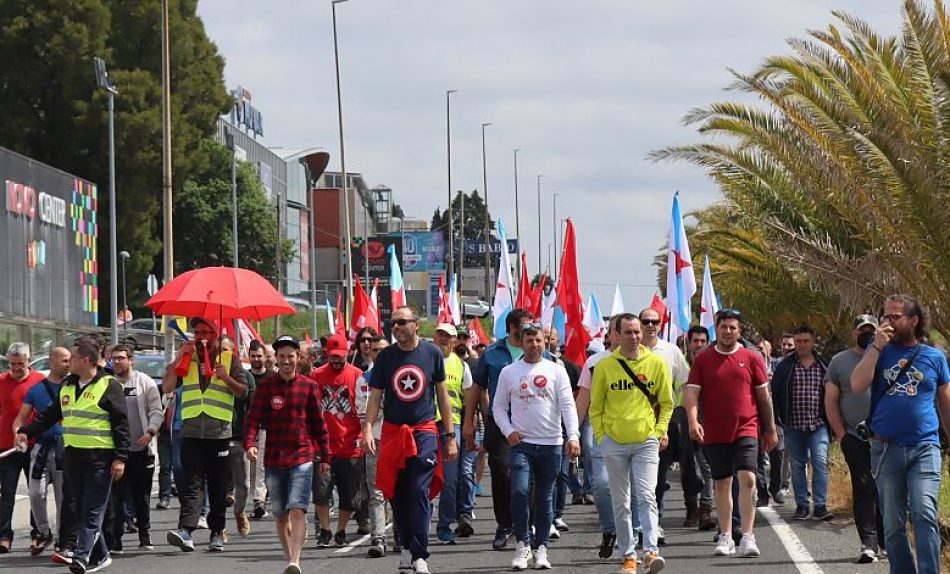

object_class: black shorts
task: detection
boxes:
[312,457,365,511]
[703,437,759,480]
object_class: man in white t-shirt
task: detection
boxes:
[493,323,580,571]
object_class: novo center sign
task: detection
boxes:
[1,147,99,326]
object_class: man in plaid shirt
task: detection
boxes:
[770,325,830,522]
[245,336,330,574]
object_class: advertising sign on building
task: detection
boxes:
[1,147,99,325]
[401,231,445,272]
[352,236,403,334]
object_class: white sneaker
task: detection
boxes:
[714,533,736,556]
[399,549,412,570]
[739,533,760,558]
[196,516,208,530]
[548,524,560,540]
[511,541,533,570]
[412,557,430,574]
[532,545,551,569]
[553,517,569,531]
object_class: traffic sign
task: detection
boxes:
[147,274,159,296]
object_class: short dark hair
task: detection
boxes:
[111,344,134,358]
[687,325,709,341]
[613,313,639,332]
[506,308,534,333]
[356,327,379,340]
[74,333,105,359]
[73,339,101,363]
[249,340,265,352]
[781,332,794,340]
[885,293,928,340]
[792,325,815,337]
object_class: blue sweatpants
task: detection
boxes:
[392,431,439,561]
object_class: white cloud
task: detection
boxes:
[198,0,901,309]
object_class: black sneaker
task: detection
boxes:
[793,505,810,520]
[139,532,154,551]
[334,530,347,547]
[316,529,332,548]
[598,532,616,559]
[252,502,266,520]
[455,519,474,538]
[571,494,585,505]
[756,495,770,507]
[69,557,88,574]
[812,506,834,521]
[856,547,878,563]
[367,537,385,558]
[491,527,512,550]
[155,497,170,510]
[771,490,786,505]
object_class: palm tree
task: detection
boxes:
[652,0,950,339]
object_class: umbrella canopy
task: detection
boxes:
[145,267,296,321]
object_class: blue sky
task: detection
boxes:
[198,0,899,309]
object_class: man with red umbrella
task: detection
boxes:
[162,317,247,553]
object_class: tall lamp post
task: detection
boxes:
[480,122,492,300]
[224,130,239,267]
[300,151,330,342]
[161,0,175,359]
[552,192,559,280]
[119,251,130,329]
[93,56,119,345]
[513,148,521,282]
[536,174,543,274]
[332,0,354,311]
[445,89,458,279]
[458,189,465,296]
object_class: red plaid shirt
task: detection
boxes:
[244,373,330,470]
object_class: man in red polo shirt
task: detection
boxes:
[245,336,330,574]
[310,334,365,547]
[0,342,46,553]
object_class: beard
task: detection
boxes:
[892,327,916,345]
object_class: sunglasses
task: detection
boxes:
[520,322,543,332]
[391,318,417,327]
[640,319,661,326]
[194,329,216,336]
[715,308,742,320]
[358,337,374,343]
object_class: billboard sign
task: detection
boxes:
[401,231,445,272]
[0,147,99,325]
[352,236,403,336]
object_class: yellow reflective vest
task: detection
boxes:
[436,352,465,426]
[61,376,115,449]
[180,350,235,423]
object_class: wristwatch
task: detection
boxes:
[442,431,457,438]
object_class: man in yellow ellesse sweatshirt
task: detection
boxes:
[589,313,673,574]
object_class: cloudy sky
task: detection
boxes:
[198,0,900,309]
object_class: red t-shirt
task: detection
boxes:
[311,363,364,458]
[0,370,46,449]
[687,346,768,445]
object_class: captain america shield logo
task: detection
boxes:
[392,365,427,402]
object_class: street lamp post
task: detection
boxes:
[446,89,458,279]
[119,251,130,329]
[553,192,559,280]
[513,148,521,282]
[225,130,239,267]
[161,0,175,359]
[458,189,464,297]
[537,174,543,275]
[332,0,354,311]
[93,56,119,345]
[481,122,492,300]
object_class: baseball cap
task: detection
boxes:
[435,323,458,337]
[853,314,878,330]
[326,334,349,357]
[272,336,300,351]
[456,324,470,338]
[189,317,215,331]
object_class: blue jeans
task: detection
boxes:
[581,417,615,534]
[266,462,314,517]
[601,436,660,556]
[66,463,112,565]
[871,441,942,574]
[437,423,477,535]
[785,427,830,509]
[509,442,561,549]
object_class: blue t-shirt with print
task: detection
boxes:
[870,344,950,446]
[23,379,63,442]
[369,340,445,425]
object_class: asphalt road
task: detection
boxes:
[6,468,890,574]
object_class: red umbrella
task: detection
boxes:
[145,267,296,321]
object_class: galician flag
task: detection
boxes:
[389,244,405,310]
[448,273,462,325]
[325,298,335,337]
[610,284,625,317]
[492,219,515,340]
[583,292,607,340]
[665,192,696,340]
[700,254,719,342]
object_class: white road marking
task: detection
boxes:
[759,506,825,574]
[333,523,392,554]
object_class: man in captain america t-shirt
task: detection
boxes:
[362,306,458,574]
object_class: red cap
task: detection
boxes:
[327,334,349,358]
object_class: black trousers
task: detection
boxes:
[656,406,705,511]
[105,450,155,547]
[482,415,512,530]
[840,434,885,551]
[57,468,80,550]
[756,427,785,500]
[179,438,229,533]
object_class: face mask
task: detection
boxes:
[857,331,875,349]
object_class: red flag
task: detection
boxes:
[530,273,547,317]
[650,293,670,336]
[304,331,312,349]
[469,317,489,347]
[515,253,533,310]
[334,292,346,337]
[556,219,590,366]
[437,275,454,324]
[350,275,379,341]
[370,278,382,333]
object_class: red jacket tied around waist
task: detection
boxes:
[376,420,443,501]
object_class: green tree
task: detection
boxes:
[175,139,293,280]
[653,0,950,339]
[430,190,496,268]
[0,0,230,323]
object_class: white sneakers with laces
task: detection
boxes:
[533,545,551,569]
[411,557,431,573]
[714,532,736,556]
[511,541,534,570]
[738,533,760,558]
